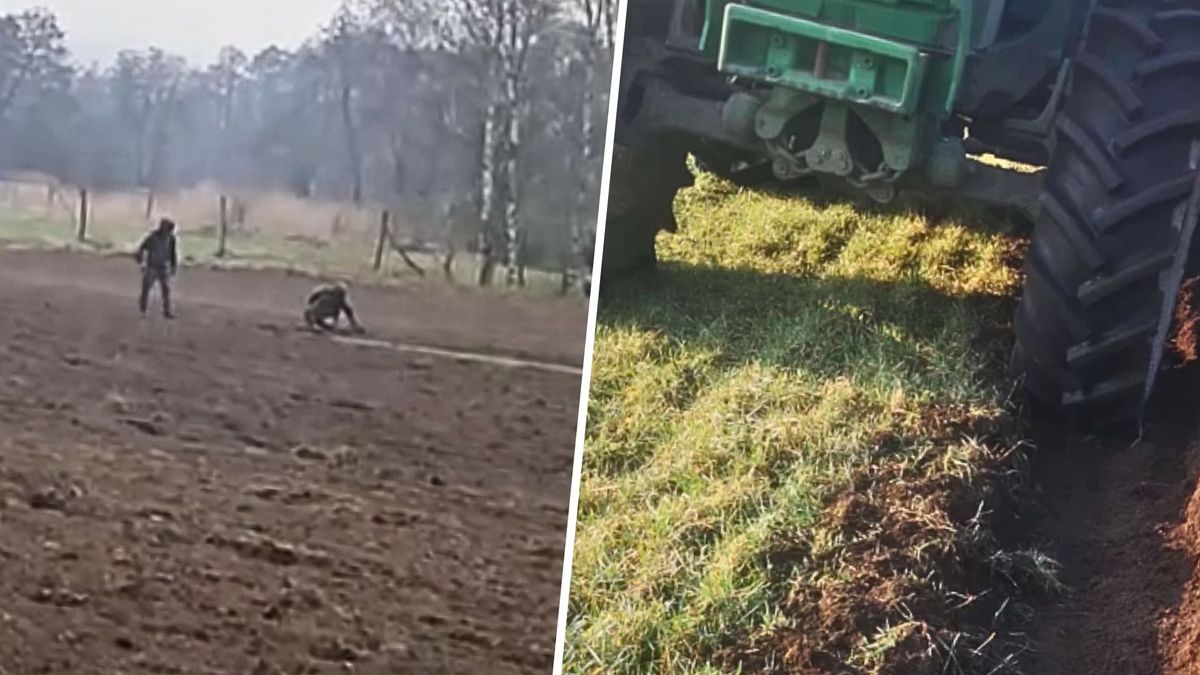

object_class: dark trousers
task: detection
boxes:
[139,266,172,316]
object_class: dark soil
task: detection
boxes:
[0,249,583,674]
[1170,278,1200,366]
[0,248,588,367]
[1022,365,1200,675]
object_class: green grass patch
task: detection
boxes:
[566,170,1050,674]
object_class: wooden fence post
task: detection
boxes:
[217,195,229,258]
[373,210,390,271]
[560,265,572,296]
[76,188,88,242]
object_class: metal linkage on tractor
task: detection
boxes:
[616,0,1097,211]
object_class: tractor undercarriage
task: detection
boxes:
[605,0,1200,421]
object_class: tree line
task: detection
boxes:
[0,0,615,284]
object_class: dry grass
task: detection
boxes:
[0,180,570,295]
[0,179,383,240]
[565,166,1057,674]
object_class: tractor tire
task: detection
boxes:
[1011,1,1200,421]
[600,140,693,280]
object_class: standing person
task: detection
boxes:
[135,218,179,319]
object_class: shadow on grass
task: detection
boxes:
[596,259,1017,392]
[569,169,1066,673]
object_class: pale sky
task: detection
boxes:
[1,0,344,67]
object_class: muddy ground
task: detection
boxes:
[1022,364,1200,674]
[0,249,585,674]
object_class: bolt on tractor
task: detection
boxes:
[604,0,1200,421]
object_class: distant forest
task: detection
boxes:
[0,0,615,279]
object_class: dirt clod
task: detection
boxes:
[292,445,328,462]
[329,398,377,412]
[119,417,162,436]
[31,587,89,607]
[310,637,366,663]
[28,487,68,511]
[1170,277,1200,366]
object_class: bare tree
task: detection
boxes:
[209,46,248,182]
[321,11,369,204]
[0,9,69,121]
[444,0,557,286]
[569,0,616,279]
[111,48,187,191]
[0,2,610,289]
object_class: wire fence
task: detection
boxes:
[0,178,584,295]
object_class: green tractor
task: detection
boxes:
[604,0,1200,421]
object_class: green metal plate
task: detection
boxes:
[701,0,957,56]
[718,3,930,115]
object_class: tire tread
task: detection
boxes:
[1013,1,1200,421]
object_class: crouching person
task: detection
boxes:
[304,281,364,335]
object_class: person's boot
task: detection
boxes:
[161,279,174,319]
